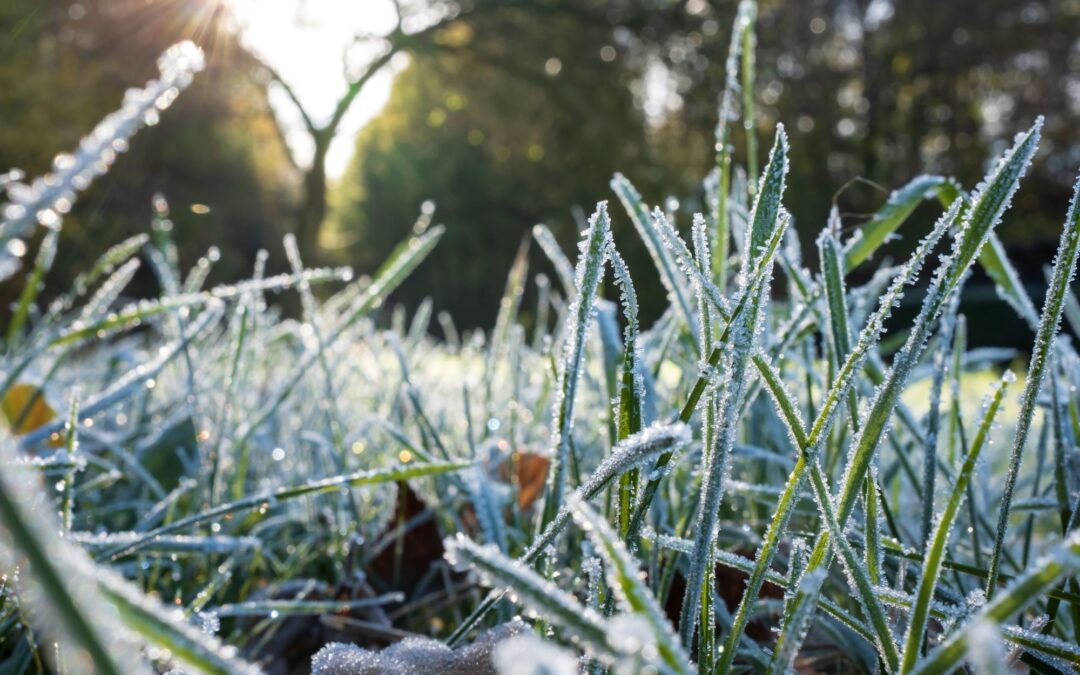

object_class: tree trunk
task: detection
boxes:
[298,137,330,262]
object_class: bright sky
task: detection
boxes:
[228,0,400,178]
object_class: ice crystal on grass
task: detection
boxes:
[312,621,528,675]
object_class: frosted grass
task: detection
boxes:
[4,12,1080,675]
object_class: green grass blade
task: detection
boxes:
[901,372,1013,672]
[6,228,58,348]
[0,444,150,674]
[444,534,613,659]
[446,422,690,646]
[753,353,901,671]
[533,223,577,297]
[740,0,758,191]
[979,232,1040,329]
[946,119,1043,291]
[843,175,948,270]
[95,570,263,674]
[745,125,788,264]
[611,173,698,335]
[103,461,467,560]
[678,134,786,646]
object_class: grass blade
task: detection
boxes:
[986,171,1080,598]
[901,372,1013,672]
[611,173,698,335]
[103,461,468,560]
[540,202,612,528]
[570,497,693,674]
[911,531,1080,675]
[843,175,948,270]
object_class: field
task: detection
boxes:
[3,6,1080,675]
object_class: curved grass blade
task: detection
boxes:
[6,228,58,347]
[532,223,577,297]
[843,175,948,270]
[979,232,1040,329]
[0,442,150,674]
[95,570,263,674]
[46,234,148,318]
[570,497,693,674]
[0,43,204,244]
[446,422,690,646]
[444,534,613,659]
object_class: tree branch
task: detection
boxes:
[255,57,319,138]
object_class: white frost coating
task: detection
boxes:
[769,567,825,674]
[965,619,1008,675]
[79,257,142,322]
[713,0,754,153]
[576,421,691,500]
[20,300,224,448]
[312,620,528,675]
[93,567,263,674]
[72,532,260,554]
[465,465,510,553]
[946,118,1042,291]
[681,130,790,646]
[444,534,612,658]
[987,169,1080,599]
[743,125,789,269]
[608,243,645,422]
[0,42,205,250]
[494,633,579,675]
[652,208,729,325]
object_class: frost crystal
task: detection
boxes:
[312,621,528,675]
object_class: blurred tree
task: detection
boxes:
[0,0,299,311]
[655,0,1078,262]
[254,0,701,261]
[327,8,660,329]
